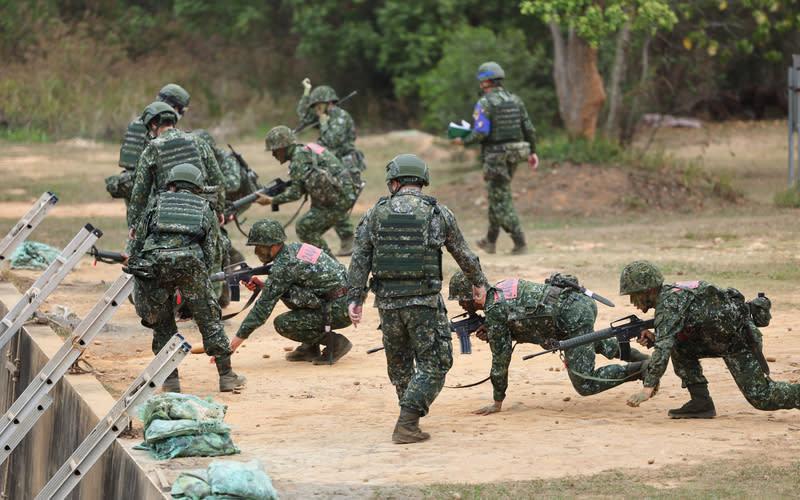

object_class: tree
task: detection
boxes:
[520,0,677,140]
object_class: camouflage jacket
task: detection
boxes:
[297,95,357,159]
[347,188,488,310]
[128,127,225,228]
[214,147,242,197]
[484,278,596,402]
[236,241,348,339]
[461,87,536,152]
[645,281,754,388]
[271,143,353,208]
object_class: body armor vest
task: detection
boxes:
[119,120,147,170]
[152,191,207,238]
[154,135,204,190]
[372,199,442,297]
[486,90,523,143]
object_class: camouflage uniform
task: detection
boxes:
[271,143,356,256]
[106,117,148,206]
[347,188,488,416]
[128,188,232,360]
[646,280,800,410]
[461,86,536,249]
[298,89,366,248]
[235,241,351,345]
[484,278,641,403]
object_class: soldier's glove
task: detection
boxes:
[254,192,273,206]
[472,403,501,415]
[627,390,650,407]
[302,78,312,95]
[319,113,330,127]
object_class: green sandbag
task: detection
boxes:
[149,433,240,460]
[9,241,61,270]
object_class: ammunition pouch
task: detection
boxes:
[123,256,156,280]
[105,170,134,200]
[748,294,772,327]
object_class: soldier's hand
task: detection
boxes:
[302,77,312,95]
[218,213,225,226]
[348,303,362,328]
[254,192,273,206]
[318,113,330,127]
[452,137,463,146]
[638,330,655,347]
[528,153,539,170]
[229,335,244,353]
[244,277,263,291]
[472,401,502,415]
[128,228,135,240]
[627,386,655,407]
[475,324,488,342]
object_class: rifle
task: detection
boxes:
[522,314,654,361]
[544,273,615,308]
[210,261,272,302]
[88,246,127,265]
[367,311,485,355]
[293,90,358,134]
[225,177,291,218]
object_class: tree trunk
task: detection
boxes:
[549,21,606,140]
[604,21,631,140]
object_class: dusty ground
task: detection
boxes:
[2,121,800,498]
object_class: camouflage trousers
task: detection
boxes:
[134,264,232,360]
[672,335,800,410]
[379,304,453,416]
[298,198,352,257]
[483,161,522,235]
[273,296,351,344]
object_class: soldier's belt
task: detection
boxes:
[323,286,349,301]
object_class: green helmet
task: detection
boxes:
[166,163,204,189]
[619,260,664,295]
[157,83,191,110]
[448,271,473,301]
[477,61,505,82]
[247,218,287,246]
[308,85,339,107]
[264,125,296,151]
[141,101,179,128]
[192,129,216,150]
[385,154,430,187]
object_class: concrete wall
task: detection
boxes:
[0,282,166,500]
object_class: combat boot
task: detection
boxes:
[216,356,246,392]
[508,232,529,255]
[313,333,353,365]
[335,234,355,257]
[285,343,320,362]
[392,407,430,444]
[668,383,716,419]
[162,369,181,393]
[476,228,499,254]
[627,358,650,380]
[626,347,650,362]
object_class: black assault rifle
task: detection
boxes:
[225,177,291,219]
[210,261,272,302]
[522,314,654,361]
[293,90,358,134]
[88,246,127,264]
[366,311,485,355]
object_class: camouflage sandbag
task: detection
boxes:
[170,470,211,500]
[170,460,278,500]
[9,241,61,270]
[140,393,227,427]
[148,432,239,460]
[144,418,232,442]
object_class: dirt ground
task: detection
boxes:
[2,121,800,498]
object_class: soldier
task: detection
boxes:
[255,125,357,258]
[229,218,353,365]
[127,102,226,231]
[620,260,800,418]
[125,164,246,393]
[347,154,489,444]
[452,61,539,256]
[448,271,649,416]
[108,83,191,207]
[297,79,366,257]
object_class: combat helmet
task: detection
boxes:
[247,218,287,246]
[619,260,664,295]
[192,129,216,150]
[448,271,473,301]
[141,101,179,128]
[264,126,296,151]
[157,83,191,111]
[385,154,430,187]
[477,62,505,82]
[308,85,339,107]
[166,163,204,189]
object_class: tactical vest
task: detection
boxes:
[669,280,749,353]
[496,280,567,336]
[154,134,204,190]
[371,197,442,298]
[486,90,523,143]
[118,120,147,170]
[151,191,207,239]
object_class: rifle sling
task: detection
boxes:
[221,286,262,321]
[446,342,518,389]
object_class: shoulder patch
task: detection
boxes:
[674,280,699,290]
[305,142,326,155]
[494,279,519,301]
[296,243,323,264]
[473,104,490,133]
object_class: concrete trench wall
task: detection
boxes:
[0,282,166,500]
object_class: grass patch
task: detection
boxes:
[0,127,52,142]
[774,187,800,208]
